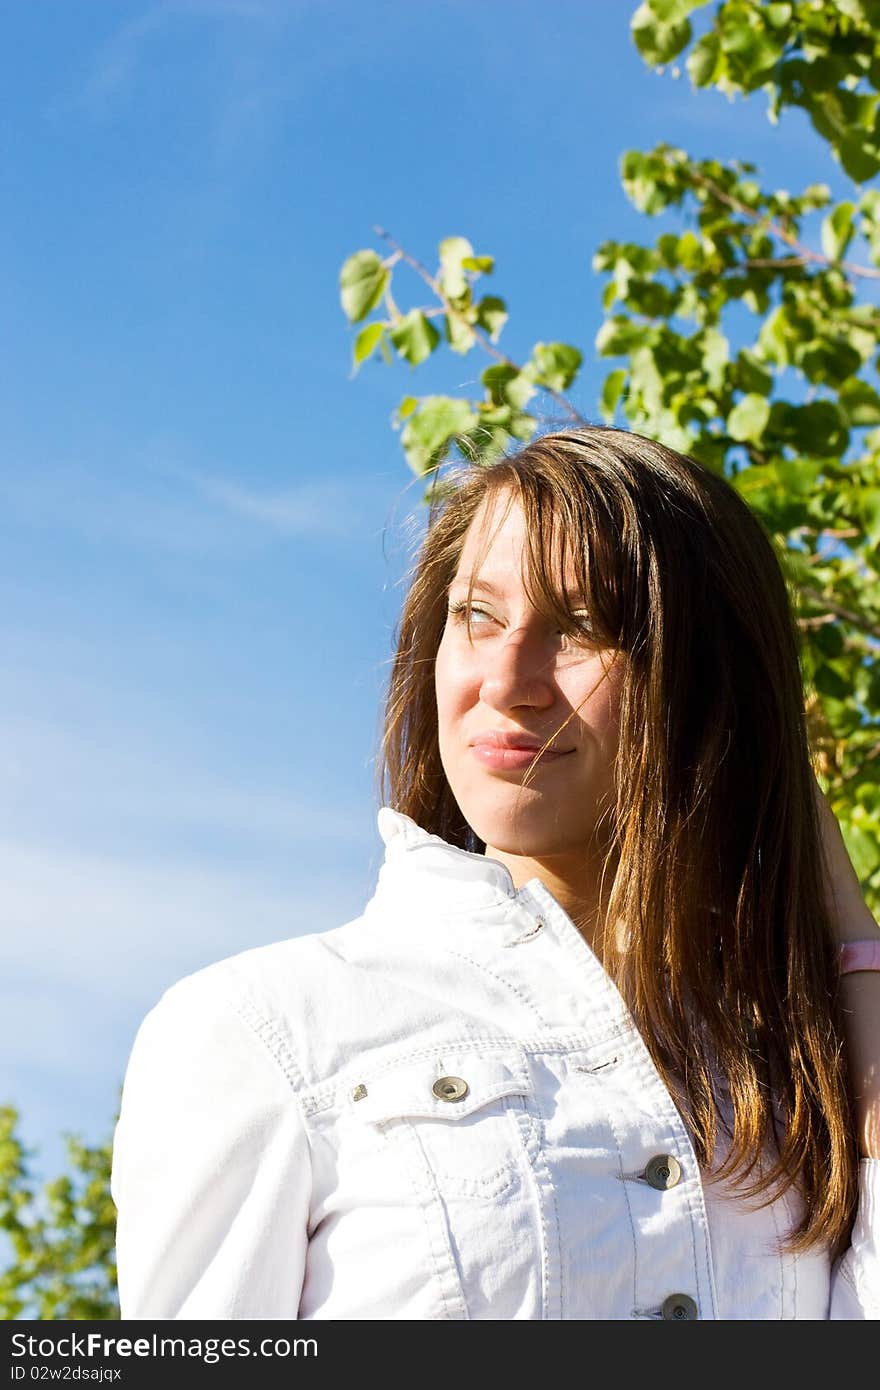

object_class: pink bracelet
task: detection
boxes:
[839,939,880,975]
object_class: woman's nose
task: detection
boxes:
[478,625,556,713]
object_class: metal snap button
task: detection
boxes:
[661,1293,698,1320]
[644,1154,682,1190]
[432,1075,469,1102]
[351,1083,367,1102]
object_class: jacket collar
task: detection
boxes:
[373,807,520,916]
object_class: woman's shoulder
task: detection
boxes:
[128,911,388,1092]
[147,911,371,1017]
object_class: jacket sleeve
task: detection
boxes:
[111,967,313,1320]
[829,1159,880,1318]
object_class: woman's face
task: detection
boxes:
[434,490,624,863]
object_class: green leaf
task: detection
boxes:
[401,396,480,477]
[840,821,880,882]
[686,31,722,86]
[719,12,785,73]
[763,2,793,27]
[509,413,538,442]
[482,363,537,411]
[352,321,386,370]
[647,0,703,21]
[600,369,628,423]
[815,662,852,702]
[339,250,388,323]
[756,307,790,367]
[438,236,475,301]
[855,488,880,545]
[461,255,494,274]
[836,131,880,185]
[676,230,703,270]
[526,342,583,392]
[821,202,855,261]
[445,312,476,354]
[475,295,508,341]
[596,316,653,356]
[797,333,861,387]
[787,401,850,457]
[621,150,673,215]
[839,379,880,426]
[727,393,771,443]
[389,310,441,366]
[812,622,845,660]
[734,348,773,396]
[631,3,693,65]
[397,396,418,419]
[700,327,729,392]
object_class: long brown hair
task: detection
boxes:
[377,424,858,1254]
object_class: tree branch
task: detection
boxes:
[799,584,880,640]
[372,226,586,424]
[689,171,880,281]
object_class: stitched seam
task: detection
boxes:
[225,993,306,1095]
[520,1109,554,1319]
[420,1171,517,1196]
[776,1182,800,1319]
[525,1061,563,1319]
[606,1107,638,1316]
[838,1259,859,1296]
[378,1125,460,1320]
[502,922,544,946]
[438,945,552,1029]
[677,1158,706,1310]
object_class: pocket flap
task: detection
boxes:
[347,1048,532,1124]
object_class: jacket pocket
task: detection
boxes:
[349,1045,534,1197]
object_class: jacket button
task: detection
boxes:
[644,1154,682,1190]
[661,1294,698,1320]
[432,1075,469,1102]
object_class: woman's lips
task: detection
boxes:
[470,745,573,771]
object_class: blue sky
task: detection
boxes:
[0,0,853,1183]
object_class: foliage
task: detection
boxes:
[340,0,880,917]
[0,1105,118,1319]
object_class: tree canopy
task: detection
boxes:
[0,1105,118,1319]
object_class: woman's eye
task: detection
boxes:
[561,612,595,641]
[448,600,494,626]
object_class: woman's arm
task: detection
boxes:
[813,777,880,1160]
[112,967,312,1319]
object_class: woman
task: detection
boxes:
[111,425,880,1319]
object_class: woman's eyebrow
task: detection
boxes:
[449,576,588,603]
[448,576,504,595]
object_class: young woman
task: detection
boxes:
[111,425,880,1319]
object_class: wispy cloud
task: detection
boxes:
[0,711,373,860]
[0,454,378,553]
[0,831,366,1004]
[78,1,275,117]
[186,470,366,537]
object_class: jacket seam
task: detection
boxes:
[437,945,552,1030]
[222,987,308,1100]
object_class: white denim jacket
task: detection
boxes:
[111,807,880,1320]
